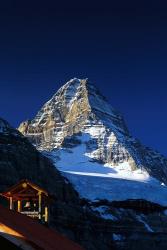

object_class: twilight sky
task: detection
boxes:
[0,1,167,156]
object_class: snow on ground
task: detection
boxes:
[51,135,158,183]
[91,206,118,221]
[60,172,167,206]
[136,215,154,232]
[113,233,125,241]
[46,133,167,206]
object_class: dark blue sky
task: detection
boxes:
[0,1,167,156]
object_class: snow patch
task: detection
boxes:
[91,206,118,221]
[136,215,154,232]
[113,233,125,241]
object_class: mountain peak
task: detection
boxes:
[59,78,89,91]
[18,77,167,187]
[52,78,123,121]
[18,78,128,149]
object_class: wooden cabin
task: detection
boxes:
[1,180,49,223]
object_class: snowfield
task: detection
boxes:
[60,172,167,206]
[45,133,167,207]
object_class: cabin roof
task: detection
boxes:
[0,204,83,250]
[1,179,48,198]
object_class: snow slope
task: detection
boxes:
[45,133,167,206]
[60,173,167,206]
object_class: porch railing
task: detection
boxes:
[21,211,39,219]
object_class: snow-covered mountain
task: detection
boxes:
[18,78,167,205]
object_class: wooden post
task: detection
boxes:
[44,206,48,223]
[38,192,42,220]
[9,197,13,210]
[18,200,21,212]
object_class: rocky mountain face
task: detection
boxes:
[19,78,167,184]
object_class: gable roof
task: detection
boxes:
[0,204,84,250]
[1,179,48,198]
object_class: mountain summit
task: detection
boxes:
[18,78,167,205]
[19,78,128,148]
